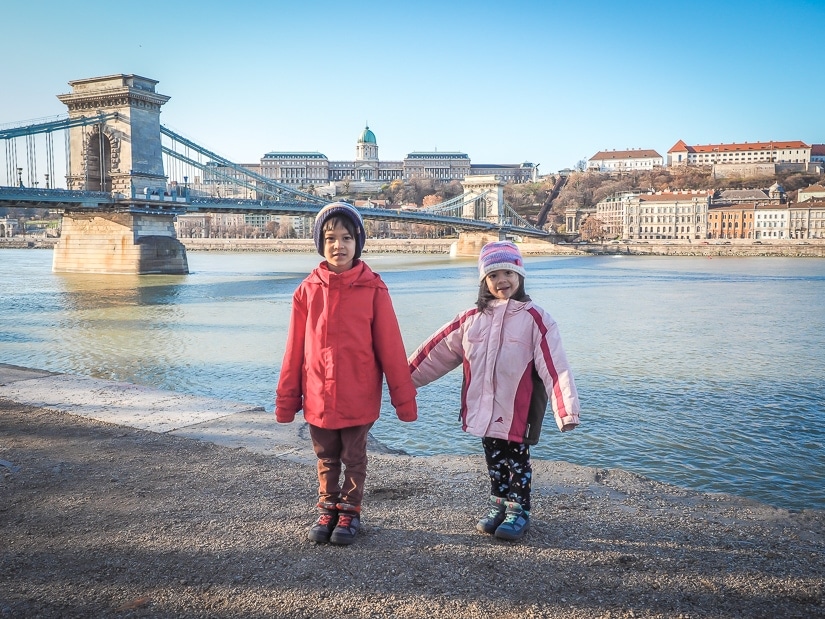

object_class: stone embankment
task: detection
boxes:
[173,237,825,257]
[0,237,57,249]
[3,236,825,257]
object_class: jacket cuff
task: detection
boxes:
[554,412,579,431]
[275,408,296,423]
[395,401,418,422]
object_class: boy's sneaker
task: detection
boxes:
[494,501,530,541]
[307,503,338,543]
[476,496,507,535]
[330,503,361,545]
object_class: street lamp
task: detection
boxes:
[183,176,189,199]
[45,173,50,189]
[17,168,23,187]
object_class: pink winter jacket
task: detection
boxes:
[408,298,579,443]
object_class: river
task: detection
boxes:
[1,249,823,511]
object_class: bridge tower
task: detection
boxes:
[460,175,505,223]
[52,74,187,275]
[57,74,170,195]
[452,175,507,256]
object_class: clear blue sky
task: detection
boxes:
[2,0,823,174]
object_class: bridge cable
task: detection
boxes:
[64,129,71,190]
[27,135,37,187]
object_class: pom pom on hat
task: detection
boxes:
[313,202,366,260]
[478,241,526,281]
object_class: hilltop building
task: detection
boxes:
[667,140,811,166]
[587,148,663,172]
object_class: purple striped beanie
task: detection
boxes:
[478,241,526,281]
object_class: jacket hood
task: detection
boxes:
[307,259,387,290]
[489,298,532,313]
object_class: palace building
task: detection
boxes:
[257,125,537,190]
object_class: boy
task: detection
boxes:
[275,202,417,545]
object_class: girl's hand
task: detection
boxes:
[561,423,577,432]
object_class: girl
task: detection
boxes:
[276,201,417,545]
[408,240,579,541]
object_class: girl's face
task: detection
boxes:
[484,269,521,300]
[323,221,356,273]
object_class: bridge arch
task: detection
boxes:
[80,126,120,192]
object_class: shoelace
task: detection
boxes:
[317,513,334,526]
[337,513,354,529]
[486,507,503,519]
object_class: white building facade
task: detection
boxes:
[587,149,663,172]
[623,191,712,240]
[753,205,789,239]
[789,201,825,239]
[667,140,811,166]
[797,184,825,203]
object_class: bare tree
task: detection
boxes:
[579,216,606,242]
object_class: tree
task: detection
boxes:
[579,216,606,241]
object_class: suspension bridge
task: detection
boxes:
[1,74,550,273]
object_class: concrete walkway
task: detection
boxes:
[0,362,317,464]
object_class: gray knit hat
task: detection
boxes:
[312,202,366,260]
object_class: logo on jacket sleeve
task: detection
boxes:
[494,416,504,423]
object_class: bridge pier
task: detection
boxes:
[53,211,188,274]
[450,231,507,257]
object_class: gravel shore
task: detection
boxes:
[1,399,823,619]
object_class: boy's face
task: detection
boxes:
[484,269,520,300]
[323,221,357,273]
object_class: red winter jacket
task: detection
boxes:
[275,260,417,429]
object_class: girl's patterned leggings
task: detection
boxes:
[481,437,532,511]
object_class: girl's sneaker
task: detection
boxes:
[476,496,507,535]
[494,501,530,541]
[308,502,338,543]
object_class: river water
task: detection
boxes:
[1,249,823,511]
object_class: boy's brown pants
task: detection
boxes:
[308,422,373,508]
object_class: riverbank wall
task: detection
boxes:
[3,236,825,257]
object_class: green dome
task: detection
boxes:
[359,125,376,144]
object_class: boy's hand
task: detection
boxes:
[275,408,295,424]
[396,401,417,423]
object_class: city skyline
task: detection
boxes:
[2,0,824,174]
